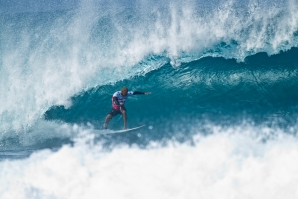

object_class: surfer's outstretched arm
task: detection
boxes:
[133,91,151,95]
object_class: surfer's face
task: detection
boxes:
[121,87,128,96]
[121,90,128,96]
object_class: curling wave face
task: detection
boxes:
[1,0,298,136]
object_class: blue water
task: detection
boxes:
[1,0,298,198]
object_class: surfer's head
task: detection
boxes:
[121,87,128,96]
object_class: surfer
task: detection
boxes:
[104,87,151,129]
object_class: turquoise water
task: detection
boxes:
[45,49,298,143]
[1,0,298,198]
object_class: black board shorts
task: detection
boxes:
[108,107,126,117]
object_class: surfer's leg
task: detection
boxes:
[120,109,127,129]
[104,114,112,129]
[104,108,121,129]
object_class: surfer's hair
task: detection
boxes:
[121,87,128,92]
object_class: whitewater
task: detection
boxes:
[1,0,298,198]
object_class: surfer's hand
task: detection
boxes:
[145,92,151,95]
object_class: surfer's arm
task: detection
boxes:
[112,97,121,106]
[133,91,151,95]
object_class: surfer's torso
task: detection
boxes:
[112,91,134,110]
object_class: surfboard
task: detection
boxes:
[113,125,146,133]
[96,125,146,135]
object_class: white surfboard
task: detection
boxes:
[96,125,146,135]
[113,125,146,133]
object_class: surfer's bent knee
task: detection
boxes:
[121,110,126,114]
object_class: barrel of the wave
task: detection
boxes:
[103,87,151,130]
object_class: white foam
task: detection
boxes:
[1,124,298,199]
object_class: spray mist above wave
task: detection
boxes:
[136,0,298,62]
[1,0,298,133]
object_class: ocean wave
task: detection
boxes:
[1,0,298,134]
